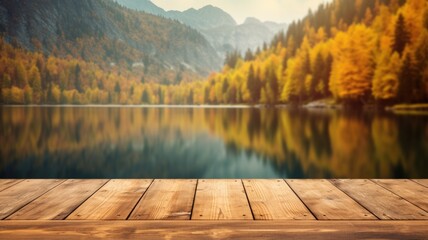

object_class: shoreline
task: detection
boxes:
[1,102,428,111]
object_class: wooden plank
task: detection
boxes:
[192,179,252,220]
[8,179,108,220]
[129,179,196,220]
[0,179,24,192]
[0,221,428,240]
[286,179,376,220]
[67,179,152,220]
[373,179,428,212]
[242,179,314,220]
[0,179,64,219]
[413,179,428,188]
[331,179,428,220]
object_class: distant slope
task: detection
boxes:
[0,0,222,75]
[205,17,287,54]
[115,0,288,55]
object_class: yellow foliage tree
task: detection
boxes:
[372,51,401,100]
[330,24,376,102]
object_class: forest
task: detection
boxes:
[1,0,428,106]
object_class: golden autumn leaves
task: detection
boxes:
[1,0,428,105]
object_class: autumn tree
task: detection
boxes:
[281,59,302,103]
[372,51,401,102]
[222,77,229,103]
[244,48,254,61]
[311,52,324,99]
[158,87,164,104]
[24,85,33,103]
[398,52,419,102]
[414,30,428,100]
[11,86,24,104]
[15,62,28,88]
[267,67,279,103]
[224,50,241,68]
[392,14,410,55]
[188,89,194,104]
[1,74,12,103]
[247,64,261,103]
[226,79,238,104]
[28,66,42,103]
[330,25,376,103]
[281,37,311,103]
[75,63,82,92]
[141,88,150,103]
[114,82,121,94]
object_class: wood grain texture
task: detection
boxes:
[8,179,108,220]
[243,179,314,220]
[0,221,427,240]
[0,179,63,219]
[192,179,253,220]
[331,179,428,220]
[129,179,196,220]
[373,179,428,212]
[287,179,376,220]
[413,179,428,188]
[0,179,24,192]
[67,179,152,220]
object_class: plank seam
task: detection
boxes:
[370,179,428,215]
[189,179,199,220]
[328,179,380,220]
[283,179,318,220]
[410,179,428,188]
[2,179,66,220]
[241,180,255,220]
[126,179,155,220]
[62,179,112,220]
[0,179,24,193]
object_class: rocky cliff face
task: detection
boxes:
[0,0,222,75]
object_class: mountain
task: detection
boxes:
[169,5,237,30]
[0,0,221,76]
[203,17,287,54]
[114,0,288,55]
[114,1,236,29]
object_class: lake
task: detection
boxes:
[1,106,427,179]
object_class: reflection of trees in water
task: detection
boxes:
[1,130,280,178]
[1,107,427,178]
[211,108,428,178]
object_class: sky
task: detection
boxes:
[151,0,332,24]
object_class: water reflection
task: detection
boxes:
[1,107,427,178]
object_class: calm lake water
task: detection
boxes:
[1,106,427,179]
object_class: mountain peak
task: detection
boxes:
[177,4,236,29]
[244,17,262,25]
[184,7,197,13]
[199,4,218,11]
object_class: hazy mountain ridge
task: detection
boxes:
[0,0,222,75]
[170,5,237,30]
[114,0,288,55]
